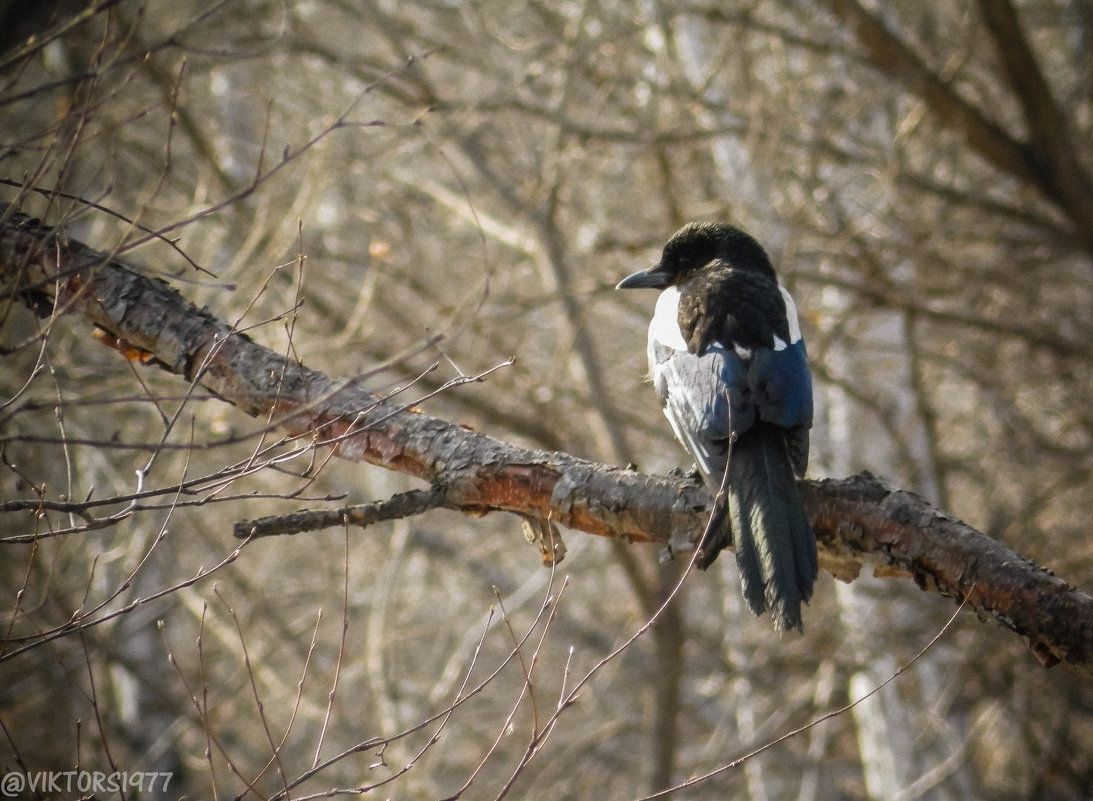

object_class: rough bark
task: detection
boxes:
[2,208,1091,674]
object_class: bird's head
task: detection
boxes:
[616,222,775,290]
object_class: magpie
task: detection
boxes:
[616,222,817,631]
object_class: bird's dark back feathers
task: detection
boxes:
[677,263,790,355]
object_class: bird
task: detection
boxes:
[616,221,817,631]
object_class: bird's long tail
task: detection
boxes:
[700,424,817,631]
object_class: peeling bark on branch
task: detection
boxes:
[2,209,1092,674]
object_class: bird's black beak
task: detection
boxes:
[616,264,671,290]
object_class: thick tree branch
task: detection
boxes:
[3,209,1092,673]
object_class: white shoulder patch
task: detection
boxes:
[779,285,803,344]
[648,286,688,351]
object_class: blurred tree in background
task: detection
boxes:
[1,1,1091,799]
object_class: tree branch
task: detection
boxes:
[814,0,1093,255]
[814,0,1036,182]
[3,208,1092,673]
[974,0,1093,247]
[235,488,449,539]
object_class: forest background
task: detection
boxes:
[1,1,1092,799]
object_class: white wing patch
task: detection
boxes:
[779,285,803,344]
[648,286,688,351]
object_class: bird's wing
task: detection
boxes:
[650,339,754,487]
[748,339,813,476]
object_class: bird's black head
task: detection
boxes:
[616,222,775,290]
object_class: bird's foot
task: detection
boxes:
[667,464,704,485]
[659,532,697,564]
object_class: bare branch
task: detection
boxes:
[975,0,1093,240]
[235,488,447,539]
[814,0,1093,255]
[3,209,1092,674]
